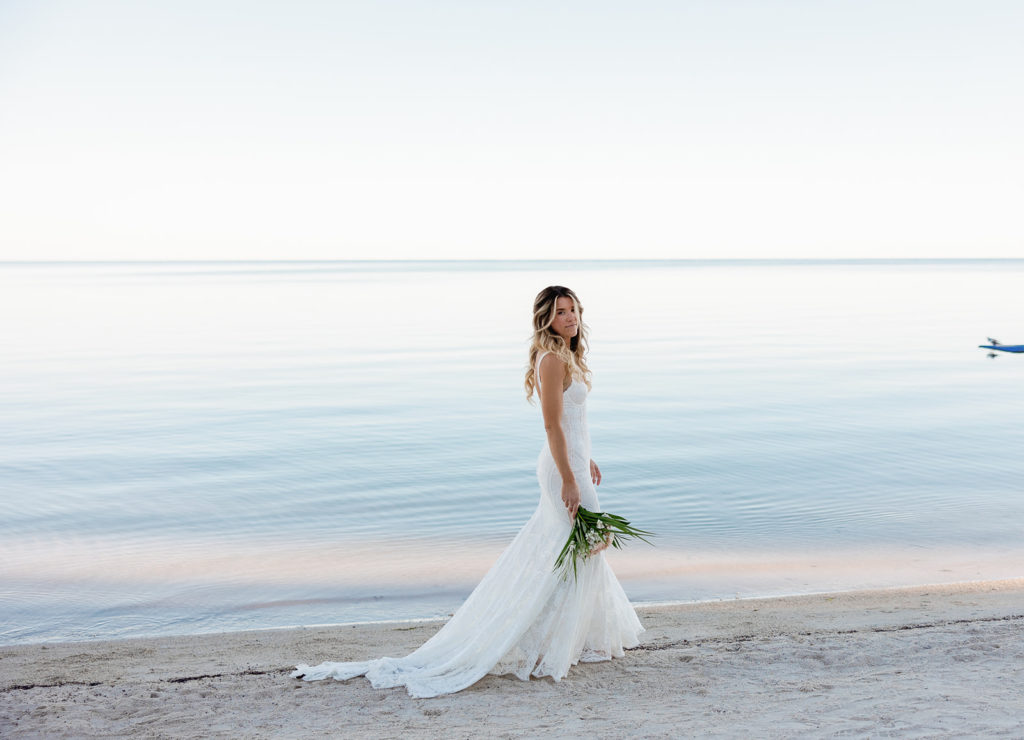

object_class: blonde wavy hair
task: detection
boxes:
[524,285,592,402]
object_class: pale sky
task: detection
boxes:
[1,0,1021,261]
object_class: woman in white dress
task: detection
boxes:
[292,285,644,697]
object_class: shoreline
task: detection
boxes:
[141,574,1024,639]
[3,577,1022,738]
[236,573,1024,630]
[8,537,1023,649]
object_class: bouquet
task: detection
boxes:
[553,507,655,582]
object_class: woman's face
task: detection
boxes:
[550,296,579,343]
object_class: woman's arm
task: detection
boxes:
[539,353,581,519]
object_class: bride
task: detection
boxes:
[292,285,644,697]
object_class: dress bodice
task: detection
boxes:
[536,352,590,462]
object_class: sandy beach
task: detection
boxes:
[2,578,1022,738]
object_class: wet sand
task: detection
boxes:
[2,578,1023,738]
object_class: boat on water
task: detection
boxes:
[979,338,1024,353]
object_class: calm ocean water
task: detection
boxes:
[1,260,1023,646]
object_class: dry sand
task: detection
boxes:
[2,578,1023,739]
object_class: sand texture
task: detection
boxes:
[2,579,1023,738]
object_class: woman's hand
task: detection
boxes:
[561,478,581,520]
[590,459,602,486]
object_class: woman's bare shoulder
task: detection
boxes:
[538,351,567,372]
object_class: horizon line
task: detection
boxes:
[3,257,1024,265]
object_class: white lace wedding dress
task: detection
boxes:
[292,352,644,697]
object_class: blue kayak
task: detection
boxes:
[979,344,1024,353]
